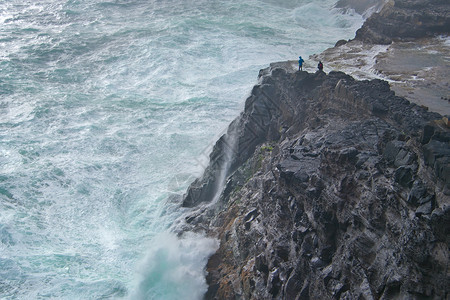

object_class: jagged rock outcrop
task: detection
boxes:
[182,65,449,299]
[354,0,450,44]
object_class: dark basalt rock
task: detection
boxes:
[180,63,449,299]
[334,39,348,47]
[355,0,450,44]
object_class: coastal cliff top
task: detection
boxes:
[312,37,450,116]
[309,0,450,116]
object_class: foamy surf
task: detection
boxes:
[130,232,219,300]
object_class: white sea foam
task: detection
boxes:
[440,35,450,47]
[130,232,219,300]
[314,41,390,80]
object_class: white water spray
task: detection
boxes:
[130,232,219,300]
[211,124,239,204]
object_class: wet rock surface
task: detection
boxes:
[314,37,450,116]
[312,0,450,116]
[355,0,450,44]
[182,65,449,299]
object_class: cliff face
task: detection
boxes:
[180,1,450,299]
[182,66,449,299]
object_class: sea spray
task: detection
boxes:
[181,117,244,208]
[210,121,240,204]
[130,232,218,300]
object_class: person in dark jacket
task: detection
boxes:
[318,61,323,71]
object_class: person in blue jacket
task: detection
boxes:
[298,56,305,71]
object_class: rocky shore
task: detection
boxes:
[179,0,449,299]
[314,0,450,116]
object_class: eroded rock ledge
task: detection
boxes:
[182,66,449,299]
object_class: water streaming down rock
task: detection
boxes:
[182,112,259,208]
[210,124,240,204]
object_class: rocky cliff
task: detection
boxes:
[180,1,450,299]
[354,0,449,45]
[182,65,449,299]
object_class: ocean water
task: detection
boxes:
[0,1,364,299]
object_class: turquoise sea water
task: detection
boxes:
[0,1,364,299]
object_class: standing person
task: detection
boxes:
[298,56,304,71]
[318,60,323,71]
